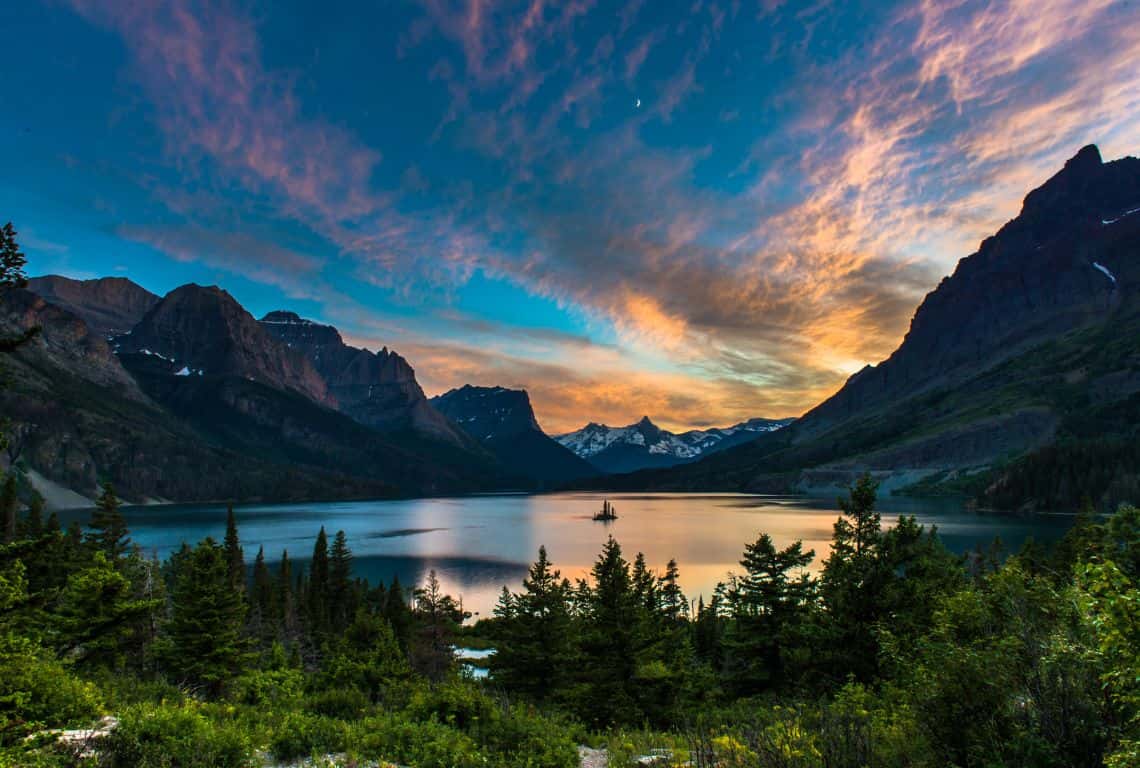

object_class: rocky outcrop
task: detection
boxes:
[431,385,597,484]
[120,286,331,406]
[27,275,159,336]
[259,310,471,446]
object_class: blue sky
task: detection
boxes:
[2,0,1138,432]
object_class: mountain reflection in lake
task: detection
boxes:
[58,492,1074,617]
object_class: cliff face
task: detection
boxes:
[430,385,598,484]
[27,275,159,336]
[259,310,471,446]
[120,286,332,407]
[799,145,1139,439]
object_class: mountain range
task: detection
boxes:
[555,416,794,474]
[2,144,1135,512]
[1,277,773,505]
[584,145,1140,512]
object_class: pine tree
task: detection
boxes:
[329,529,353,633]
[659,558,687,622]
[0,222,28,289]
[223,504,244,595]
[578,536,639,726]
[307,527,330,636]
[278,549,299,640]
[490,546,575,701]
[410,570,454,681]
[162,537,248,694]
[87,482,130,563]
[20,493,44,538]
[250,546,276,643]
[723,533,815,693]
[0,473,16,544]
[383,575,413,652]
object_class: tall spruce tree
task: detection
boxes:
[87,482,130,564]
[491,546,575,702]
[0,474,16,544]
[163,537,248,694]
[0,223,27,288]
[723,533,815,693]
[250,546,275,643]
[329,529,353,633]
[278,549,299,640]
[223,505,244,595]
[577,537,639,726]
[308,527,330,636]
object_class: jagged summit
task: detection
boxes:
[119,283,331,405]
[430,385,597,484]
[557,416,793,474]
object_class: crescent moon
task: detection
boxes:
[635,98,641,108]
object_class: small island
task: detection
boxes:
[593,499,618,521]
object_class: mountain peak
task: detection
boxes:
[1066,143,1102,172]
[636,415,655,427]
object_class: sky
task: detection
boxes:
[2,0,1138,435]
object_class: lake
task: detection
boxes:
[58,492,1075,617]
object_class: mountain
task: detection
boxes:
[429,385,598,485]
[118,285,332,406]
[27,275,159,336]
[556,416,793,474]
[0,284,507,504]
[0,287,402,504]
[588,145,1140,510]
[258,310,471,447]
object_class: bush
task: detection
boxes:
[228,668,305,708]
[350,715,484,768]
[0,637,103,743]
[306,687,370,720]
[100,703,252,768]
[268,712,348,762]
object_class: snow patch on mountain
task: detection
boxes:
[556,416,793,462]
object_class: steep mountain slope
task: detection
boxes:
[0,287,401,503]
[556,416,793,474]
[27,275,159,336]
[119,285,331,406]
[430,385,598,485]
[590,145,1140,507]
[259,310,472,447]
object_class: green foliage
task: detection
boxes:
[86,483,130,565]
[158,537,248,695]
[268,711,348,761]
[100,703,253,768]
[0,223,27,290]
[0,635,102,745]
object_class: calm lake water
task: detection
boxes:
[59,492,1074,617]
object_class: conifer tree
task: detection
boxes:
[223,504,244,594]
[0,222,27,289]
[163,537,248,694]
[491,546,575,701]
[578,537,639,726]
[329,529,353,633]
[250,546,275,642]
[383,575,413,651]
[308,527,330,636]
[723,533,815,693]
[410,570,459,681]
[278,549,299,640]
[87,482,130,564]
[20,493,44,538]
[0,473,16,544]
[659,558,687,622]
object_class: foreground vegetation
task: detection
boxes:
[1,473,1138,767]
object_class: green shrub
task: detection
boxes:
[100,703,252,768]
[350,715,483,768]
[0,637,103,743]
[306,687,370,720]
[269,712,348,761]
[228,667,305,708]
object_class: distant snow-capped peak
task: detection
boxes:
[555,416,792,461]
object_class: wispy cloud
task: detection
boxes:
[57,0,1140,430]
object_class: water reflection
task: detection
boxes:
[57,492,1074,617]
